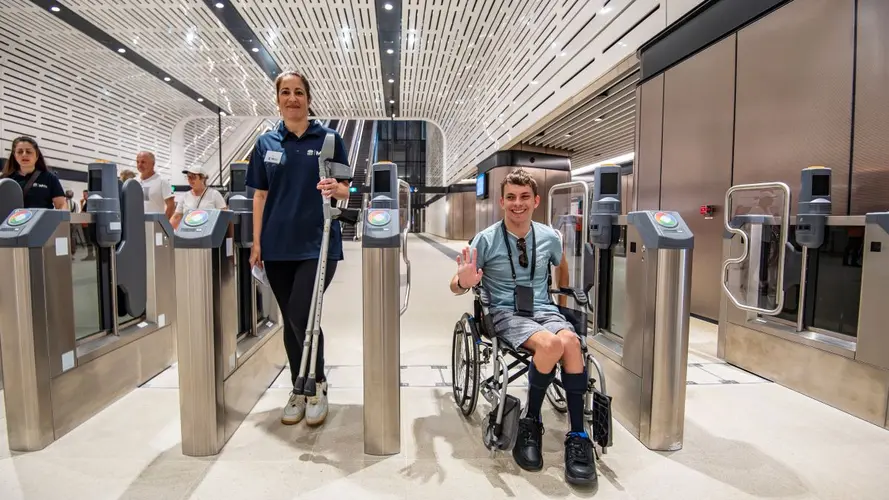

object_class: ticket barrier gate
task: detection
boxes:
[173,190,286,456]
[582,166,695,451]
[361,162,412,455]
[0,163,176,451]
[719,167,889,429]
[0,178,24,390]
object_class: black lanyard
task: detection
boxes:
[501,222,536,283]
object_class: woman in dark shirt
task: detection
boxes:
[2,136,66,210]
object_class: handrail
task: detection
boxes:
[720,181,792,316]
[211,119,276,187]
[399,179,412,316]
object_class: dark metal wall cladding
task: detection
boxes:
[852,0,889,215]
[733,0,855,216]
[661,35,736,321]
[635,76,665,211]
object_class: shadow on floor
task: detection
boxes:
[403,389,607,498]
[661,420,809,498]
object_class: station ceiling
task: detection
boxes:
[1,0,702,183]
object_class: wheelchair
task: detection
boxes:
[450,282,614,457]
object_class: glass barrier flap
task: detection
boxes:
[722,183,791,316]
[547,182,591,312]
[72,241,103,340]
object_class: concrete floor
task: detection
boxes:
[2,235,889,499]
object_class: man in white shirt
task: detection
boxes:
[136,151,174,218]
[170,165,227,229]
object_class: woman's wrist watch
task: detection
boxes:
[456,278,469,291]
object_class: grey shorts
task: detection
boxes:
[489,308,577,351]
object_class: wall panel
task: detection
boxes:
[733,0,855,215]
[661,36,736,320]
[635,77,665,211]
[851,0,889,215]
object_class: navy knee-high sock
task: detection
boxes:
[561,370,588,434]
[526,362,555,422]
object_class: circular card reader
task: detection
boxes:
[6,209,34,227]
[367,210,391,227]
[184,209,210,227]
[654,211,679,229]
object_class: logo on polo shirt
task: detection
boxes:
[306,150,322,156]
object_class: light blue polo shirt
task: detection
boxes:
[469,220,563,313]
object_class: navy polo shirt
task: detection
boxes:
[246,120,351,262]
[7,170,65,209]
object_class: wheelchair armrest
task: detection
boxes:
[473,286,492,307]
[554,287,589,306]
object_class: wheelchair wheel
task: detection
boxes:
[546,382,568,414]
[451,315,480,417]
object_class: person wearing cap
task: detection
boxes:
[170,165,227,229]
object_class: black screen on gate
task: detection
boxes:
[88,169,102,192]
[230,169,247,193]
[811,175,829,197]
[600,172,618,196]
[373,169,391,194]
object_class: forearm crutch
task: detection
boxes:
[293,133,358,397]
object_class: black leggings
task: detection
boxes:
[265,259,338,386]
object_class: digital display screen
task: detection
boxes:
[88,169,103,192]
[476,173,486,198]
[230,169,247,194]
[373,170,391,194]
[811,175,829,197]
[600,172,618,196]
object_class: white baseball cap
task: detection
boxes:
[182,165,205,176]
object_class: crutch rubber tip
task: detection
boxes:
[293,376,306,395]
[304,379,317,398]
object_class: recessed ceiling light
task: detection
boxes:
[594,117,603,122]
[252,47,259,52]
[530,80,538,85]
[384,3,393,10]
[389,99,395,104]
[386,49,394,54]
[117,48,126,53]
[215,2,224,8]
[388,78,394,83]
[219,111,227,117]
[50,6,60,12]
[164,77,171,82]
[197,98,204,102]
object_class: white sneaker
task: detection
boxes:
[306,381,329,426]
[282,391,306,425]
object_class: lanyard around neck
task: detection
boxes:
[501,222,536,283]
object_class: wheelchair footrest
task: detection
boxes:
[484,394,521,451]
[591,389,613,449]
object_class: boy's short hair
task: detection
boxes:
[500,168,538,198]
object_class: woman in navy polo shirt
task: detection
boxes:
[2,136,66,210]
[247,71,351,427]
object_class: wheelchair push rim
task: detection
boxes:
[451,315,480,417]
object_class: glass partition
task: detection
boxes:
[808,226,863,338]
[72,241,103,341]
[607,226,628,338]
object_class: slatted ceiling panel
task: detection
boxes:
[519,64,639,169]
[236,0,384,118]
[64,0,274,117]
[0,0,210,176]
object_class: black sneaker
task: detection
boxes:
[513,417,544,471]
[564,432,597,486]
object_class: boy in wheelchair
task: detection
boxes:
[449,169,597,486]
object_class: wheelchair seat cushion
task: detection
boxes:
[488,308,580,351]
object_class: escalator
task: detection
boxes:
[341,120,375,241]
